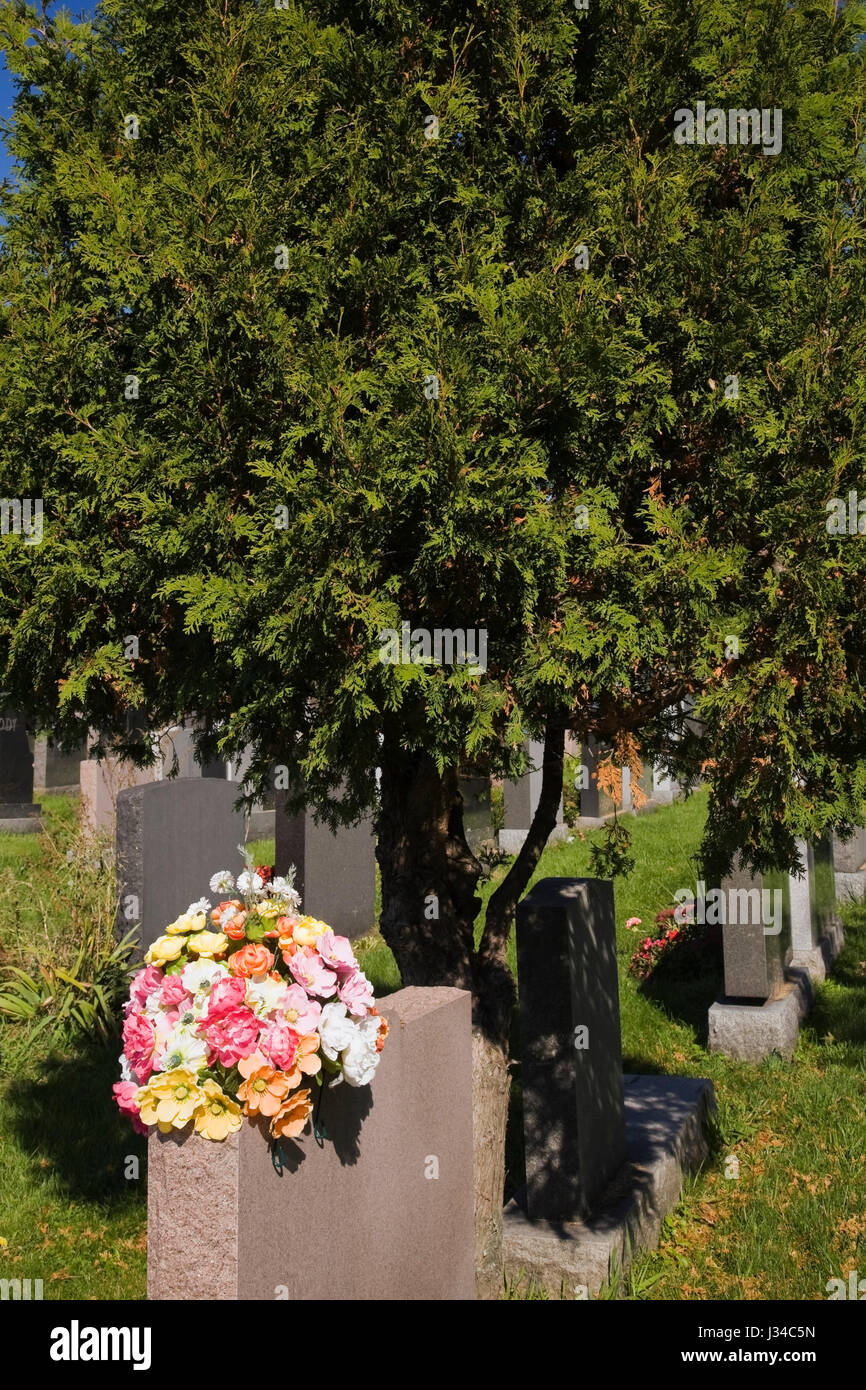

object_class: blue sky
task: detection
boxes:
[0,1,98,185]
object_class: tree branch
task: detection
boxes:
[479,716,566,961]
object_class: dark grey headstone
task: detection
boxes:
[202,760,228,778]
[0,711,35,803]
[274,790,375,939]
[503,738,564,831]
[516,877,627,1221]
[579,737,601,818]
[116,779,247,962]
[719,858,791,1002]
[33,734,86,793]
[0,711,40,829]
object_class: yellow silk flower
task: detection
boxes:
[292,916,330,947]
[186,930,228,958]
[194,1080,243,1141]
[136,1069,202,1132]
[165,912,207,935]
[144,934,185,966]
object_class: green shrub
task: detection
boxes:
[0,824,135,1070]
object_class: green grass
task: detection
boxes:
[0,797,146,1298]
[2,790,864,1299]
[354,789,866,1299]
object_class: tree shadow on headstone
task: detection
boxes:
[504,1011,525,1205]
[4,1037,147,1207]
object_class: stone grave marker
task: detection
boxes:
[0,711,41,833]
[116,778,247,962]
[718,858,792,1002]
[33,734,86,796]
[501,739,567,854]
[832,825,866,900]
[274,789,375,939]
[708,857,811,1062]
[516,877,627,1219]
[147,986,474,1301]
[458,773,494,855]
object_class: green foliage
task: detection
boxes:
[0,821,135,1067]
[0,0,865,877]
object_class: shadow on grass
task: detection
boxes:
[5,1035,147,1207]
[635,928,724,1048]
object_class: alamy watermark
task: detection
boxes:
[1,1277,43,1299]
[674,880,783,935]
[0,498,43,545]
[378,622,487,674]
[826,492,866,535]
[826,1269,866,1299]
[49,1321,151,1370]
[673,102,782,157]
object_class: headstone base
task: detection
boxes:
[499,824,570,856]
[0,803,42,834]
[708,977,808,1062]
[790,916,845,985]
[573,797,674,832]
[503,1075,715,1298]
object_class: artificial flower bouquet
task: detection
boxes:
[114,859,388,1143]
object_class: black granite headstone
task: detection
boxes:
[116,778,247,963]
[719,858,791,1001]
[0,711,41,831]
[516,877,627,1221]
[274,790,375,939]
[579,736,601,818]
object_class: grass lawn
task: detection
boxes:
[1,792,864,1299]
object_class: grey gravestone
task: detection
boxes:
[116,779,247,962]
[788,839,814,958]
[580,736,622,819]
[832,825,866,874]
[787,834,843,984]
[579,736,601,818]
[158,725,199,779]
[33,734,86,794]
[516,877,627,1220]
[274,790,375,939]
[0,711,41,832]
[719,858,791,1002]
[226,747,275,839]
[501,739,566,852]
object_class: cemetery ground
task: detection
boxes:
[0,796,864,1301]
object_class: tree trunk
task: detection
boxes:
[375,721,565,1298]
[376,734,514,1297]
[472,1025,511,1299]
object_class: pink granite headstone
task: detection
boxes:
[147,986,475,1300]
[79,756,157,837]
